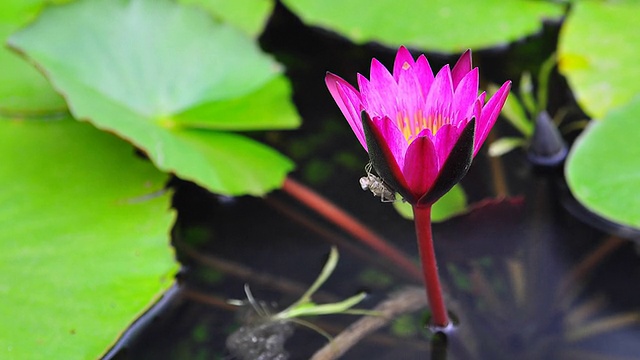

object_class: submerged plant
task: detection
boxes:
[325,46,510,327]
[226,247,370,359]
[488,54,570,165]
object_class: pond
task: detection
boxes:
[103,3,640,360]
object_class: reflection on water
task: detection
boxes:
[434,180,640,359]
[106,3,640,358]
[108,151,640,360]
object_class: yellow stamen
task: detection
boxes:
[396,111,448,143]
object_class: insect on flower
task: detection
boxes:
[326,46,511,206]
[359,162,396,202]
[326,46,512,329]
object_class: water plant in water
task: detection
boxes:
[325,46,511,327]
[488,54,570,166]
[226,247,370,359]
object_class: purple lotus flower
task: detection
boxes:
[326,47,511,206]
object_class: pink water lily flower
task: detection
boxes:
[326,46,511,206]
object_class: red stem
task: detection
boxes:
[412,205,449,327]
[282,177,423,281]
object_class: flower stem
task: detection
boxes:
[412,205,449,328]
[282,177,423,281]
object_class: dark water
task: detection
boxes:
[106,3,640,359]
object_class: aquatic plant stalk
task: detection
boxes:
[282,177,423,281]
[413,205,448,327]
[325,47,510,327]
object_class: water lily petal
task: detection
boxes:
[403,136,439,200]
[415,54,435,97]
[326,47,510,206]
[475,92,486,120]
[369,58,397,89]
[452,68,479,125]
[325,72,368,149]
[394,50,425,124]
[393,46,416,82]
[424,65,454,121]
[433,124,464,167]
[418,118,475,206]
[367,58,398,109]
[358,72,397,120]
[415,127,435,139]
[325,72,355,116]
[370,114,408,167]
[474,81,511,156]
[362,112,412,201]
[451,49,472,89]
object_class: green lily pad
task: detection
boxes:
[281,0,563,52]
[565,97,640,229]
[393,184,467,223]
[179,0,274,36]
[9,0,300,196]
[558,1,640,119]
[0,0,67,116]
[0,118,177,359]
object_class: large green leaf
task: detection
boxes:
[9,0,300,196]
[0,118,177,359]
[565,97,640,229]
[179,0,274,36]
[0,0,66,115]
[282,0,564,52]
[558,1,640,119]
